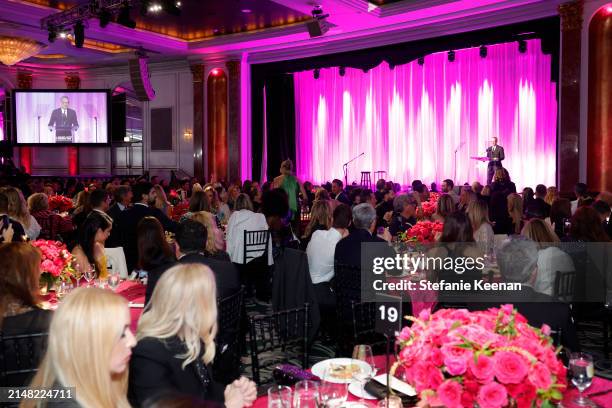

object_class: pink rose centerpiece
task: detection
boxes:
[395,305,567,408]
[31,240,76,290]
[420,192,440,218]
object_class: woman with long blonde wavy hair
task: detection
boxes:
[22,287,135,408]
[128,263,256,408]
[0,187,41,240]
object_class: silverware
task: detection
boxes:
[588,388,612,397]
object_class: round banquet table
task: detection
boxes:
[250,355,612,408]
[41,279,146,332]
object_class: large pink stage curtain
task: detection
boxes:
[294,39,557,190]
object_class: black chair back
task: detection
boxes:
[213,287,244,384]
[554,270,577,303]
[243,230,270,264]
[248,304,310,386]
[0,331,48,387]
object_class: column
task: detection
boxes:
[17,71,33,174]
[557,0,584,192]
[65,72,80,176]
[190,63,205,182]
[226,60,241,183]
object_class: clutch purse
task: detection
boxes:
[272,364,320,386]
[364,379,418,406]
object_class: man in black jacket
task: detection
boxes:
[526,184,551,219]
[118,182,177,272]
[48,96,79,143]
[332,179,351,206]
[106,185,132,248]
[174,220,240,300]
[485,137,505,185]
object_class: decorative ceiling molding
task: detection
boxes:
[338,0,461,17]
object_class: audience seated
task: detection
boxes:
[0,243,52,387]
[0,186,41,240]
[549,198,571,239]
[129,264,257,408]
[592,200,612,239]
[566,206,611,243]
[467,236,579,350]
[441,179,459,205]
[431,193,454,223]
[27,193,73,241]
[174,220,240,299]
[331,179,351,206]
[526,184,551,219]
[23,287,136,408]
[468,199,494,253]
[190,211,228,259]
[227,194,272,266]
[506,193,523,234]
[301,200,332,250]
[571,182,589,215]
[0,192,27,242]
[107,185,132,248]
[138,217,177,305]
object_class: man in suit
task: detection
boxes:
[331,179,352,206]
[467,237,578,350]
[526,184,551,219]
[117,182,177,272]
[106,186,132,248]
[485,137,505,185]
[174,220,240,299]
[48,96,79,143]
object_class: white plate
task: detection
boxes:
[348,381,377,400]
[372,374,416,396]
[311,358,372,384]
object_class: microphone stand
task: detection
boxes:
[94,116,98,143]
[453,142,464,182]
[343,152,365,187]
[37,116,41,143]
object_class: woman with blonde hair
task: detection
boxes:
[507,193,524,234]
[204,185,231,225]
[22,287,136,408]
[544,186,559,206]
[0,187,41,240]
[151,184,172,217]
[129,264,256,408]
[301,199,332,249]
[190,211,227,259]
[467,199,494,252]
[521,218,573,296]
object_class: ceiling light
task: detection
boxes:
[59,32,68,39]
[148,3,163,13]
[0,36,45,65]
[479,45,487,58]
[447,50,455,62]
[241,9,252,13]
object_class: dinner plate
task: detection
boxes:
[348,381,377,400]
[311,358,372,384]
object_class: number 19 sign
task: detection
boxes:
[374,293,403,336]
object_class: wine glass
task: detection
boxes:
[570,352,595,406]
[84,264,96,287]
[293,380,319,408]
[352,345,377,401]
[320,367,348,408]
[267,385,292,408]
[107,271,120,291]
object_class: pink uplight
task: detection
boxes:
[605,5,612,14]
[211,68,221,76]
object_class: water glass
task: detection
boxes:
[267,385,292,408]
[376,395,402,408]
[293,380,320,408]
[352,345,376,401]
[320,367,348,408]
[56,280,72,300]
[570,352,594,406]
[107,272,120,291]
[84,263,96,286]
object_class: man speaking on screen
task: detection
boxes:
[48,96,79,143]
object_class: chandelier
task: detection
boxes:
[0,36,46,66]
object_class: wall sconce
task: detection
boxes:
[183,128,193,141]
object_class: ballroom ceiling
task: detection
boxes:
[20,0,311,40]
[0,0,566,68]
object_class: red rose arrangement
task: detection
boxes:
[420,192,440,218]
[31,240,75,287]
[399,220,444,244]
[48,195,74,212]
[395,305,567,408]
[170,202,189,222]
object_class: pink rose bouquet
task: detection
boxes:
[420,192,440,218]
[31,240,75,287]
[396,305,567,408]
[48,195,74,212]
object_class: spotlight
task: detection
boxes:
[162,0,181,16]
[518,39,527,53]
[74,21,84,48]
[313,68,320,79]
[148,3,163,13]
[479,45,487,58]
[47,25,57,43]
[98,7,111,28]
[59,31,68,39]
[117,3,136,28]
[417,57,424,65]
[339,66,346,76]
[447,50,455,62]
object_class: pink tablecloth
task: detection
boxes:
[251,355,612,408]
[41,280,146,332]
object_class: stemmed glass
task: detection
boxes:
[72,262,83,287]
[267,385,292,408]
[293,380,320,408]
[84,263,96,287]
[107,270,121,291]
[320,366,348,408]
[352,345,377,402]
[570,352,595,406]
